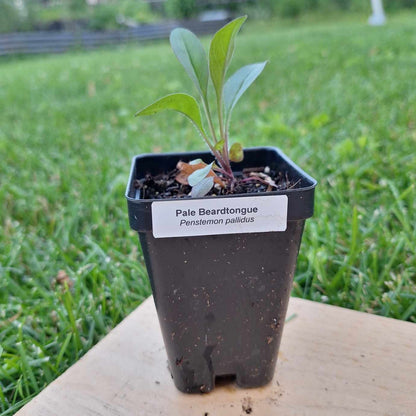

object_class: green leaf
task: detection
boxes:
[224,62,267,128]
[135,93,206,136]
[170,28,209,99]
[188,162,214,186]
[209,16,247,105]
[214,139,225,151]
[189,158,204,165]
[191,176,214,198]
[229,142,244,162]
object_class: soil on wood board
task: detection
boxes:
[134,165,296,200]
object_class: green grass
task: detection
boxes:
[1,12,416,414]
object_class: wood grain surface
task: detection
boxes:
[16,297,416,416]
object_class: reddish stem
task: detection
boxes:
[240,177,276,188]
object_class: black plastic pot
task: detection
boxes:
[126,147,316,393]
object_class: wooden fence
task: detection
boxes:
[0,19,229,56]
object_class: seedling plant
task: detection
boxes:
[135,16,269,197]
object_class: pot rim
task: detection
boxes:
[125,146,317,204]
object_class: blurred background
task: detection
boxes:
[0,0,415,54]
[1,1,415,415]
[0,0,414,34]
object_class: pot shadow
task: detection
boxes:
[214,374,238,391]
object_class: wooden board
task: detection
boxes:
[16,297,416,416]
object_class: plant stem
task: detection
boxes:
[213,163,234,180]
[212,150,231,177]
[217,96,225,144]
[240,177,277,188]
[198,128,217,158]
[201,94,234,180]
[216,95,234,179]
[221,131,232,173]
[202,97,218,143]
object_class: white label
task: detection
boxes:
[151,195,288,238]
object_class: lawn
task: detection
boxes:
[1,12,416,414]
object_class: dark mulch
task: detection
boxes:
[134,166,294,200]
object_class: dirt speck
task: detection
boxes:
[242,397,253,414]
[270,318,280,330]
[53,270,74,289]
[200,384,209,393]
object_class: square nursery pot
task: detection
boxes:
[125,146,317,393]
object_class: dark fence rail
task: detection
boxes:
[0,19,229,56]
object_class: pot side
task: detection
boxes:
[126,147,317,393]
